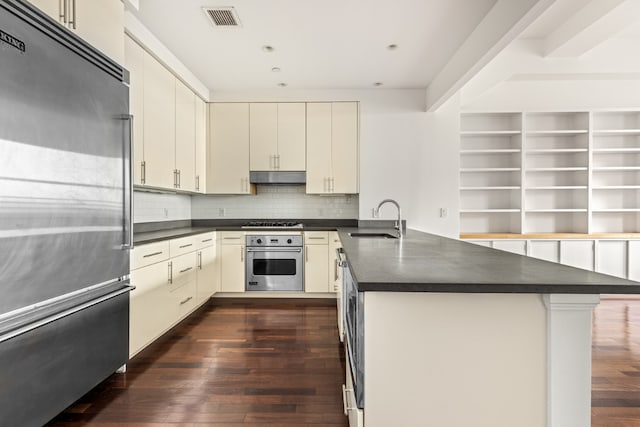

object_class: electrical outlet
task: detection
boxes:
[439,208,448,218]
[218,208,225,217]
[163,208,168,218]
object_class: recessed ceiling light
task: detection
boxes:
[262,45,275,52]
[373,82,383,87]
[277,82,287,87]
[271,67,281,72]
[387,44,398,50]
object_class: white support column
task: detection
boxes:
[543,294,600,427]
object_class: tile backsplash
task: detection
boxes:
[191,185,358,219]
[134,191,191,223]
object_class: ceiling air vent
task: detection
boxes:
[203,7,241,27]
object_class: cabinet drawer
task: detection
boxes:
[305,231,329,245]
[220,231,245,244]
[195,232,216,250]
[131,241,170,270]
[170,252,197,291]
[171,279,197,319]
[170,235,198,257]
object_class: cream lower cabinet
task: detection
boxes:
[219,231,246,292]
[28,0,124,63]
[306,102,359,194]
[129,232,217,358]
[305,232,329,293]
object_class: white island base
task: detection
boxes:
[357,292,599,427]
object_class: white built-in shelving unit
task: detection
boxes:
[460,111,640,235]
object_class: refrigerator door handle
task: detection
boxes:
[0,286,135,344]
[119,114,134,250]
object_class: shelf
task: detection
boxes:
[460,168,520,172]
[592,148,640,153]
[592,209,640,213]
[593,186,640,190]
[527,167,588,172]
[593,130,640,136]
[460,186,520,191]
[460,130,521,136]
[526,186,587,190]
[593,167,640,171]
[526,130,588,136]
[460,149,521,154]
[460,209,520,213]
[526,209,588,213]
[525,149,588,153]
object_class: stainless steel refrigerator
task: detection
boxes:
[0,1,133,425]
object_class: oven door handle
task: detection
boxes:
[246,247,302,253]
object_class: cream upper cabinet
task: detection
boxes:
[250,103,278,171]
[249,103,306,171]
[208,103,253,194]
[124,36,145,186]
[306,102,358,194]
[175,79,196,192]
[143,52,175,189]
[195,97,207,193]
[28,0,124,64]
[306,103,333,193]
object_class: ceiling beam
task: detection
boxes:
[425,0,556,112]
[544,0,640,57]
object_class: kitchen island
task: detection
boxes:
[337,228,640,427]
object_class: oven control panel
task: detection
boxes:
[246,235,303,247]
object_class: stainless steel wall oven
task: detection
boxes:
[245,235,304,291]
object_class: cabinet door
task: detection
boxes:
[306,103,332,194]
[249,103,277,171]
[208,103,251,194]
[277,103,306,171]
[492,240,526,255]
[331,102,359,193]
[220,244,245,292]
[596,241,627,279]
[124,36,145,186]
[196,246,217,304]
[305,244,329,293]
[129,261,172,357]
[175,79,196,191]
[560,240,594,271]
[73,0,124,63]
[629,241,640,282]
[28,0,60,22]
[195,97,207,193]
[143,53,175,189]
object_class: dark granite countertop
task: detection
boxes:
[337,228,640,294]
[134,227,216,245]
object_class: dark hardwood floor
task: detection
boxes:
[592,295,640,427]
[47,298,348,427]
[46,296,640,426]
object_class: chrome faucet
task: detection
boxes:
[374,199,403,238]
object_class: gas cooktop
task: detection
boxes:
[241,221,304,229]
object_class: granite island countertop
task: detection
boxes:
[337,228,640,294]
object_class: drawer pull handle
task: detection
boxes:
[224,236,241,240]
[307,237,325,240]
[143,251,163,258]
[201,238,213,243]
[179,243,193,249]
[168,262,173,284]
[179,296,193,305]
[179,267,193,274]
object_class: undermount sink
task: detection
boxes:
[349,232,399,239]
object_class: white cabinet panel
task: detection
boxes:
[220,244,245,292]
[249,103,277,171]
[124,36,145,186]
[331,102,359,194]
[305,244,329,293]
[194,97,207,192]
[629,241,640,282]
[529,240,560,263]
[492,240,526,255]
[596,241,627,279]
[466,240,492,248]
[277,103,306,171]
[560,240,594,271]
[175,79,196,191]
[306,103,332,193]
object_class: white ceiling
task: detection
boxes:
[128,0,497,92]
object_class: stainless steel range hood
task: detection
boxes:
[250,171,306,184]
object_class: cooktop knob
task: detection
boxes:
[256,238,262,244]
[287,239,292,244]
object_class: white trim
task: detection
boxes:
[543,293,600,427]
